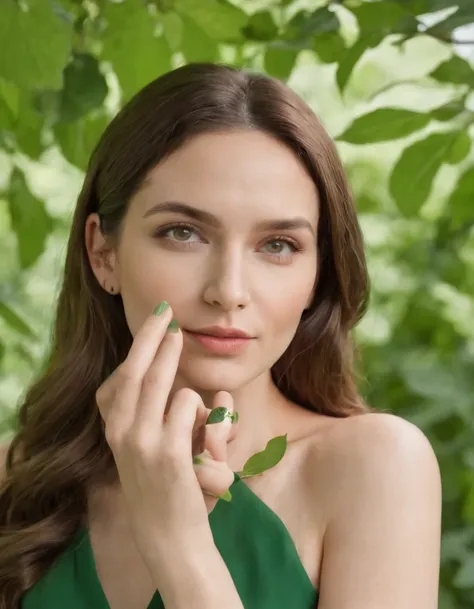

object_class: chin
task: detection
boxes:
[178,360,252,393]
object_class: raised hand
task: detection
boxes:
[95,302,235,566]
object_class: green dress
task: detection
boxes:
[21,473,319,608]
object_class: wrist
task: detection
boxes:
[148,531,243,609]
[144,524,214,580]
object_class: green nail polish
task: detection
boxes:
[217,489,232,502]
[153,301,169,316]
[167,318,180,332]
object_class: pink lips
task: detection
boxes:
[184,331,253,355]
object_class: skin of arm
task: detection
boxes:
[145,526,245,609]
[316,413,442,609]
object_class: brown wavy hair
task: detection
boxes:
[0,62,369,607]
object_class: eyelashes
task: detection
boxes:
[152,221,303,260]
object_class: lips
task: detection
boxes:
[187,326,253,339]
[184,331,253,355]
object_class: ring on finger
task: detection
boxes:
[206,407,239,425]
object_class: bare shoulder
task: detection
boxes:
[307,413,442,608]
[324,411,438,461]
[311,410,441,523]
[325,412,438,470]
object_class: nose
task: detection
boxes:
[203,246,250,311]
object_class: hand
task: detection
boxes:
[189,390,237,512]
[95,305,235,566]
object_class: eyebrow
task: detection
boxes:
[142,201,315,236]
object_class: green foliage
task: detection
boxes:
[238,434,288,479]
[337,108,432,143]
[6,168,54,269]
[1,0,474,606]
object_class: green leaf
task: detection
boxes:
[7,168,54,269]
[336,37,375,93]
[431,96,467,122]
[0,0,73,89]
[102,0,172,102]
[242,10,278,42]
[430,56,474,88]
[206,407,237,425]
[427,4,474,36]
[216,489,232,502]
[175,0,248,42]
[336,2,413,92]
[59,53,108,122]
[351,1,413,34]
[0,299,36,338]
[0,78,19,122]
[337,109,430,144]
[285,7,339,40]
[15,93,45,158]
[390,0,456,14]
[180,14,218,62]
[447,166,474,226]
[313,32,346,64]
[445,131,471,165]
[264,46,298,81]
[238,434,288,479]
[0,82,44,158]
[389,132,458,216]
[54,111,109,170]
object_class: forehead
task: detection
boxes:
[132,130,319,226]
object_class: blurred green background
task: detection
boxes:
[1,0,474,606]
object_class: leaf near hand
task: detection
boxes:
[238,434,288,479]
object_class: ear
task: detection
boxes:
[84,213,121,296]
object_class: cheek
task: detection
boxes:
[116,242,168,332]
[268,296,306,348]
[265,266,316,324]
[118,245,197,334]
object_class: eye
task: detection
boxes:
[262,238,301,257]
[153,222,202,244]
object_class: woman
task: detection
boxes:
[0,62,441,609]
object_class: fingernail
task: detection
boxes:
[216,490,232,502]
[153,301,169,316]
[167,318,180,332]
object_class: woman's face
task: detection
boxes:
[88,129,319,392]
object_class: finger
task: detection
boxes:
[95,371,118,424]
[204,391,234,462]
[102,304,173,434]
[134,326,183,432]
[191,406,210,457]
[164,388,209,459]
[122,304,174,377]
[193,452,235,497]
